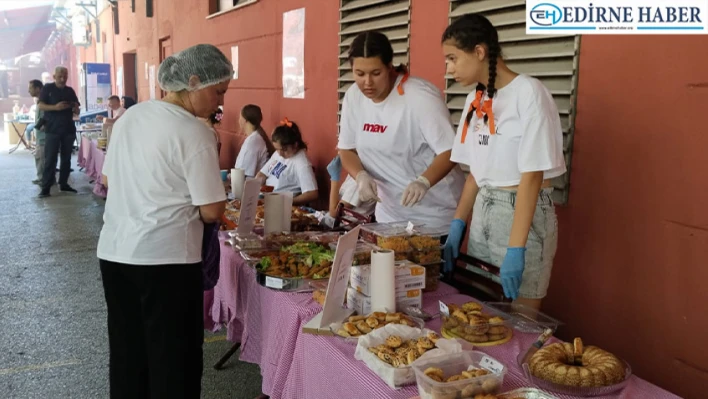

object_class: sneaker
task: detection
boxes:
[59,185,78,193]
[38,190,50,198]
[31,179,41,185]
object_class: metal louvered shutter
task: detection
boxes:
[446,0,580,204]
[338,0,411,124]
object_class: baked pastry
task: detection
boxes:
[424,367,444,379]
[441,301,510,344]
[366,317,379,328]
[528,337,626,387]
[385,335,403,348]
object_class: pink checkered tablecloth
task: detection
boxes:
[203,247,459,398]
[280,294,681,399]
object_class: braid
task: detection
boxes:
[465,83,485,126]
[483,43,499,125]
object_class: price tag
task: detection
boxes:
[406,221,416,233]
[439,300,450,317]
[479,356,504,374]
[265,276,283,289]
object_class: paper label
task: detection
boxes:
[439,301,450,317]
[265,276,283,289]
[479,356,504,374]
[236,178,261,235]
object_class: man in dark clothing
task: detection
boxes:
[38,66,80,198]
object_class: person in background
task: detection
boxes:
[441,15,565,310]
[121,96,136,109]
[326,153,376,218]
[256,118,318,205]
[97,95,126,124]
[28,80,45,184]
[338,31,465,229]
[38,66,80,197]
[97,44,232,399]
[234,104,275,177]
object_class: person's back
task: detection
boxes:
[98,100,221,264]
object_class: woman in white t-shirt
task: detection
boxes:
[441,15,566,310]
[256,118,318,205]
[234,104,275,177]
[338,31,465,229]
[97,44,231,397]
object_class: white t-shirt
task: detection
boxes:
[260,149,318,194]
[450,74,567,187]
[97,100,226,265]
[235,132,270,177]
[110,107,126,119]
[339,175,376,216]
[338,75,465,229]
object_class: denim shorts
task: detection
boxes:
[467,186,558,299]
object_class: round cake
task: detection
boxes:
[528,337,626,387]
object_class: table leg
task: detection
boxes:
[213,342,241,370]
[8,123,32,154]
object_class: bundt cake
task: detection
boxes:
[528,337,626,387]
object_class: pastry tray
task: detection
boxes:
[521,360,632,397]
[255,270,324,292]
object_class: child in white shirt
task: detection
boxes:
[234,104,275,177]
[441,14,566,310]
[256,118,318,205]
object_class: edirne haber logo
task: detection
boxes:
[526,0,708,34]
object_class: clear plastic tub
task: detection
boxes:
[421,262,441,292]
[359,222,411,244]
[408,248,443,264]
[409,234,444,251]
[228,232,265,250]
[440,302,514,346]
[483,302,562,334]
[328,241,379,265]
[413,351,506,399]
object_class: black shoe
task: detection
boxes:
[38,190,50,198]
[60,185,77,193]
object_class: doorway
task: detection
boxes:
[159,36,172,98]
[122,52,137,102]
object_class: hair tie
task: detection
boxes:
[396,65,410,95]
[280,117,292,127]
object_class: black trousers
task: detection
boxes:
[42,132,75,189]
[99,260,204,399]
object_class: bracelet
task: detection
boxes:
[416,175,431,189]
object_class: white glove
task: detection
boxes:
[356,171,380,203]
[401,176,431,207]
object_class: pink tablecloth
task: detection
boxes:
[78,136,107,198]
[204,246,458,398]
[283,294,681,399]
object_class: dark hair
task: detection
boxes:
[272,119,307,151]
[29,79,43,90]
[208,108,223,125]
[241,104,276,157]
[121,96,136,109]
[442,14,501,127]
[108,95,120,101]
[347,31,406,73]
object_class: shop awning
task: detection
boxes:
[0,5,55,60]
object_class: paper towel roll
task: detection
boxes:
[264,193,285,235]
[231,168,246,199]
[370,249,396,313]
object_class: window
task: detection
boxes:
[337,0,411,128]
[446,0,581,204]
[218,0,256,13]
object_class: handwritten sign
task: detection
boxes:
[237,178,261,235]
[316,226,360,329]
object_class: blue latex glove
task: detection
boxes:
[442,219,466,273]
[500,247,526,300]
[327,155,342,181]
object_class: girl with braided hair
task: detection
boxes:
[441,14,566,310]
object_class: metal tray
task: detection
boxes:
[499,387,559,399]
[255,270,310,292]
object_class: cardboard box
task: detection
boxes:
[346,286,422,315]
[350,260,426,296]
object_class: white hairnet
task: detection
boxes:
[158,44,233,92]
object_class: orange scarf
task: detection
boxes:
[460,90,495,143]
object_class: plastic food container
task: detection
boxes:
[483,302,562,334]
[409,234,444,251]
[498,388,559,398]
[255,270,307,291]
[228,232,266,250]
[408,248,443,264]
[421,262,441,292]
[440,302,514,346]
[413,351,506,399]
[359,222,411,245]
[328,241,379,265]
